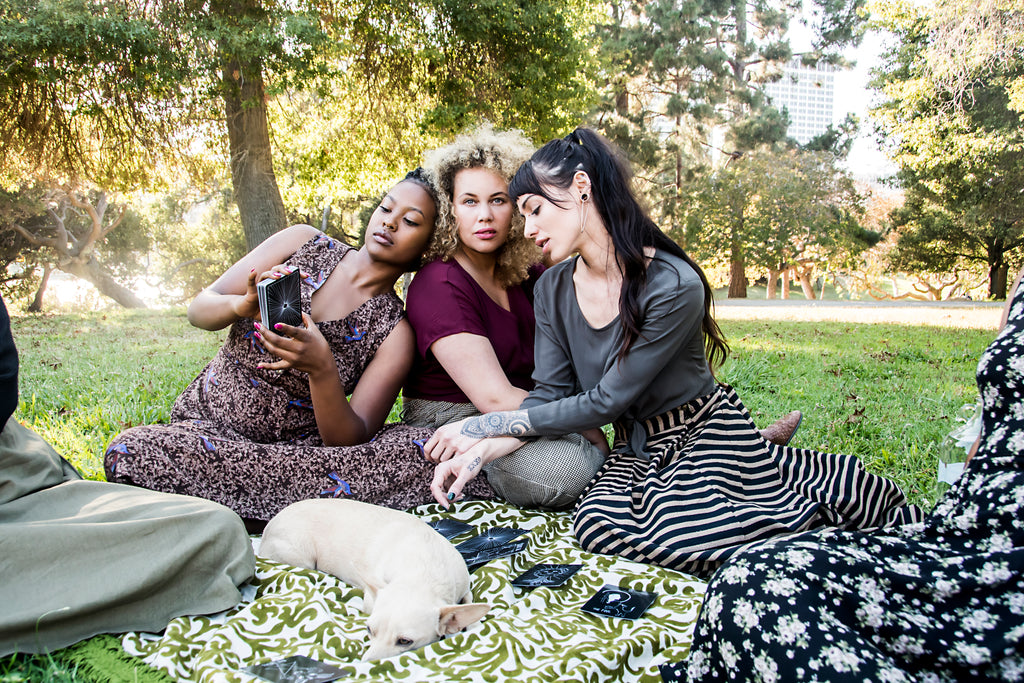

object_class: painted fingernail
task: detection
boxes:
[274,323,283,331]
[446,492,455,501]
[254,331,261,339]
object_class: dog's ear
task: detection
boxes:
[438,602,490,635]
[361,581,381,613]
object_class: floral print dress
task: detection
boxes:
[105,233,492,522]
[674,280,1024,682]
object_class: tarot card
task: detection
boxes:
[463,538,529,571]
[455,527,528,555]
[426,518,474,540]
[580,584,657,620]
[257,269,303,330]
[242,654,348,683]
[511,563,582,588]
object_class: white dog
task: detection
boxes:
[259,498,490,661]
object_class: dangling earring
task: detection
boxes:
[579,195,589,233]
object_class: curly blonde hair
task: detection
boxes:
[422,124,540,288]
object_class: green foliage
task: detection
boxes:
[0,0,211,189]
[588,0,867,246]
[682,147,871,281]
[0,183,156,310]
[868,0,1024,298]
[422,0,596,140]
[140,186,248,302]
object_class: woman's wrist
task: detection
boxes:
[460,410,537,438]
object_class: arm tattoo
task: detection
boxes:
[460,410,537,438]
[466,456,482,473]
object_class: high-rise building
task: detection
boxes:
[761,58,837,144]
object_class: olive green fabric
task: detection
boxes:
[0,418,256,656]
[124,500,708,682]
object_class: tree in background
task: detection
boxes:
[869,0,1024,299]
[0,184,152,309]
[0,0,594,308]
[0,0,594,251]
[587,0,869,296]
[684,147,871,298]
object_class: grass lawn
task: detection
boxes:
[2,306,996,681]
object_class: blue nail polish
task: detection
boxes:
[446,492,455,501]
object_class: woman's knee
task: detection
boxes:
[484,436,605,510]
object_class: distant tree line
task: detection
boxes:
[0,0,1020,309]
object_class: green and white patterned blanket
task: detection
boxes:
[123,500,706,682]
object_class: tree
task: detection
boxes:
[1,0,596,252]
[0,184,151,310]
[684,147,870,298]
[587,0,868,295]
[869,0,1024,298]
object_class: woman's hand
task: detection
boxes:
[228,268,262,321]
[255,312,334,377]
[423,418,483,463]
[430,437,523,507]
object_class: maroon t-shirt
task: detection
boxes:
[404,258,539,403]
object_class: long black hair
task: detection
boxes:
[508,127,729,370]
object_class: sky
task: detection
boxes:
[832,30,900,183]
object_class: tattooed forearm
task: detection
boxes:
[466,456,482,473]
[460,410,537,438]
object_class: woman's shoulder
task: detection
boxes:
[649,250,702,290]
[408,258,471,296]
[533,258,573,294]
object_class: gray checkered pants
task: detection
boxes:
[402,398,606,511]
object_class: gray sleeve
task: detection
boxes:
[520,274,577,411]
[525,263,705,435]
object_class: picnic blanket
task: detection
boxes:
[121,500,707,682]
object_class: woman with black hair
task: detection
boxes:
[425,128,921,577]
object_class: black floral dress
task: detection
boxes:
[105,233,492,521]
[675,280,1024,682]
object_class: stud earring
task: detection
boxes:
[581,193,589,202]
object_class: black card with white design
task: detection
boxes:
[242,654,348,683]
[426,518,474,540]
[580,584,657,620]
[463,538,529,571]
[455,527,527,555]
[511,563,582,588]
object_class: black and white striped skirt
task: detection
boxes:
[573,384,924,577]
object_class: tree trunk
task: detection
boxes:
[728,238,747,298]
[222,51,287,252]
[782,269,791,299]
[988,237,1008,298]
[27,264,52,313]
[767,268,780,299]
[796,264,817,300]
[62,257,147,308]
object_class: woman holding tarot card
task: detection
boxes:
[105,169,491,526]
[425,128,923,577]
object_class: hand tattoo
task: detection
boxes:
[460,410,537,438]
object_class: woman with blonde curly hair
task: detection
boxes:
[402,125,610,510]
